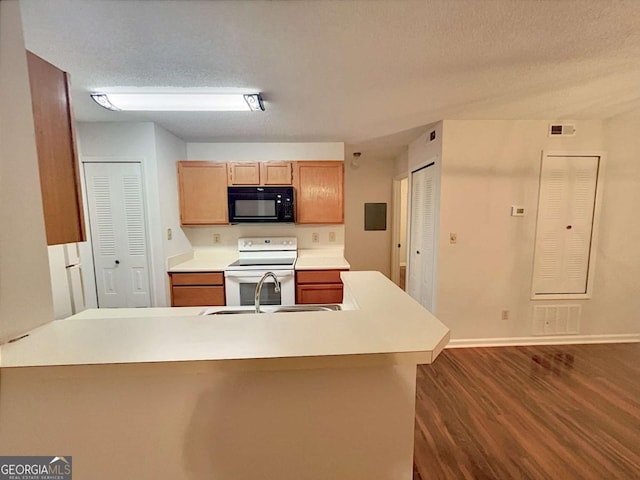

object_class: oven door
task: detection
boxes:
[224,270,295,306]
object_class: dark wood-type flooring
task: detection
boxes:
[413,343,640,480]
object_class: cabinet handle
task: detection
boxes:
[416,251,420,254]
[115,260,120,265]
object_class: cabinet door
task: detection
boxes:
[169,272,226,306]
[27,51,85,245]
[172,286,225,307]
[228,162,260,185]
[261,161,292,185]
[293,161,344,224]
[178,161,228,225]
[296,285,344,304]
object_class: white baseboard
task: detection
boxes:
[446,333,640,349]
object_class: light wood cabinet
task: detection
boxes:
[261,161,293,185]
[169,272,225,306]
[178,161,228,225]
[293,161,344,224]
[228,162,260,185]
[296,269,347,304]
[27,51,85,246]
[227,161,293,185]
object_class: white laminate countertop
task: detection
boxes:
[167,248,350,272]
[167,249,238,272]
[295,248,350,270]
[0,272,449,369]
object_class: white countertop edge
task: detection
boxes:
[0,271,449,369]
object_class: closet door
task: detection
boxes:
[532,155,600,295]
[407,162,437,312]
[84,162,151,308]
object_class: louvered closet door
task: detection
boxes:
[532,156,599,295]
[408,163,436,312]
[84,162,151,307]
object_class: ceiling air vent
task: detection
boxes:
[549,124,576,136]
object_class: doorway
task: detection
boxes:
[83,162,152,308]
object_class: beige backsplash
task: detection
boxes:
[184,224,345,249]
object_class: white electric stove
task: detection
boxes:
[224,237,297,306]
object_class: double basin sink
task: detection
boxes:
[203,304,342,315]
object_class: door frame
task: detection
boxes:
[80,158,154,308]
[390,175,408,287]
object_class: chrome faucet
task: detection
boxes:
[255,272,281,313]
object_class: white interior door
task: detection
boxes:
[532,155,600,295]
[84,162,151,308]
[407,162,437,312]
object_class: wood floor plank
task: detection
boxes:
[413,343,640,480]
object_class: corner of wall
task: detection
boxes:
[0,0,54,342]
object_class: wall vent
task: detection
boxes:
[532,305,581,335]
[549,124,576,136]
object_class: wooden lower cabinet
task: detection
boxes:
[296,269,347,304]
[169,272,225,307]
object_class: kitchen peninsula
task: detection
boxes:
[0,272,449,480]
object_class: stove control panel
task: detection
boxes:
[238,237,297,252]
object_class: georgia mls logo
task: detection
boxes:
[0,456,72,480]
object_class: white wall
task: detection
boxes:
[154,124,191,298]
[435,119,624,341]
[596,111,640,335]
[0,0,54,343]
[77,122,184,307]
[344,156,395,277]
[408,122,442,172]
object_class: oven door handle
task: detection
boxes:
[224,270,294,279]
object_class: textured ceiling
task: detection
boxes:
[19,0,640,158]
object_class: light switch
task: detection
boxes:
[167,228,172,240]
[511,206,525,217]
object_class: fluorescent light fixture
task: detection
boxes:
[90,91,265,112]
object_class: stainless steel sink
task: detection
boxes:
[274,304,341,313]
[203,304,342,315]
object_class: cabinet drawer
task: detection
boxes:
[172,286,225,307]
[296,270,345,284]
[170,272,224,286]
[296,285,343,304]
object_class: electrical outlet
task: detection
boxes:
[167,228,172,240]
[329,231,336,242]
[312,232,320,243]
[450,232,457,244]
[213,234,221,244]
[501,310,509,321]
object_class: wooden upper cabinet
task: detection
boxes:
[227,161,293,185]
[228,162,260,185]
[178,161,228,225]
[26,51,85,245]
[261,161,293,185]
[293,161,344,224]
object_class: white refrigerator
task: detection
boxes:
[48,243,86,319]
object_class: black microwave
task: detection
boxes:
[228,186,295,223]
